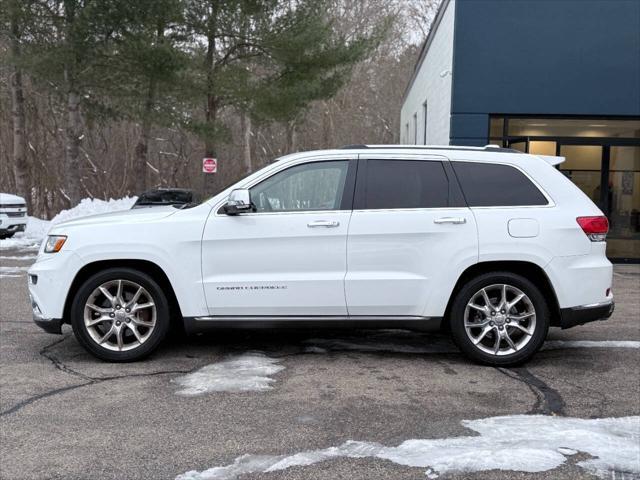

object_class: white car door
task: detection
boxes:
[345,153,478,318]
[201,155,357,316]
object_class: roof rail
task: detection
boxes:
[339,144,523,154]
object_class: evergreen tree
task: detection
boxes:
[101,0,190,192]
[21,0,142,205]
[183,0,387,192]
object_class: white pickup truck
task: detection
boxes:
[0,193,27,239]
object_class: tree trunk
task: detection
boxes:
[9,2,29,207]
[202,2,218,197]
[240,113,252,174]
[133,78,156,194]
[285,120,298,154]
[64,85,82,206]
[62,0,82,207]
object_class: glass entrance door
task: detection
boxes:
[608,147,640,259]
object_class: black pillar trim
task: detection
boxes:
[600,146,611,215]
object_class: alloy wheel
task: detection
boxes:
[463,283,536,356]
[83,279,157,352]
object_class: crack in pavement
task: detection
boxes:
[497,367,566,416]
[1,335,193,417]
[536,372,609,418]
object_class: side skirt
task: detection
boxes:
[182,315,442,334]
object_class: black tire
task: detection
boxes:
[71,268,170,362]
[449,271,550,367]
[0,232,14,239]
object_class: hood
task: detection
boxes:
[0,193,26,204]
[51,205,178,230]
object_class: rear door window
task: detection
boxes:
[452,161,548,207]
[358,159,449,209]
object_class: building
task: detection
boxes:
[400,0,640,261]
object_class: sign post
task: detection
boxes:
[202,157,217,197]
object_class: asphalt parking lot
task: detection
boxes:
[1,249,639,480]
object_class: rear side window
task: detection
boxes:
[452,161,548,207]
[361,159,449,209]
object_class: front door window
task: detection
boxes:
[250,161,349,213]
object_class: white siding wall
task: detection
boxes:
[400,0,455,145]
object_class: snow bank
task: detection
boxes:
[173,353,285,395]
[0,197,136,250]
[176,415,640,480]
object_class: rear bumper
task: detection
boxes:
[559,300,614,329]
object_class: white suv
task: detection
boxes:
[28,146,613,365]
[0,193,28,239]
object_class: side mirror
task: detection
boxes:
[223,188,253,215]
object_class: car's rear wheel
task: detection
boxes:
[71,268,170,362]
[449,272,549,366]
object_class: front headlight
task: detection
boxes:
[44,235,67,253]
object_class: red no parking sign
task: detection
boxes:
[202,157,217,173]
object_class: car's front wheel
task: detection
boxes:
[449,272,550,366]
[70,268,170,362]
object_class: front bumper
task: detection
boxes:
[0,223,26,234]
[34,316,63,334]
[559,300,614,329]
[30,294,63,334]
[28,251,83,333]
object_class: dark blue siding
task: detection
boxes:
[449,0,640,145]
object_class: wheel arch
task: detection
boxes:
[62,259,183,327]
[442,260,561,330]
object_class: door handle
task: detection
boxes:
[307,220,340,228]
[434,217,467,224]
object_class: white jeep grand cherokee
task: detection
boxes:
[28,145,614,365]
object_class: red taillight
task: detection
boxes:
[576,216,609,242]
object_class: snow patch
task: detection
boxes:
[176,415,640,480]
[0,197,136,250]
[543,340,640,350]
[173,353,284,395]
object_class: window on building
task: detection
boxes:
[405,123,409,144]
[452,162,548,207]
[413,113,418,145]
[360,160,449,209]
[423,101,428,144]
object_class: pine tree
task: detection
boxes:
[183,0,388,192]
[20,0,143,205]
[106,0,189,192]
